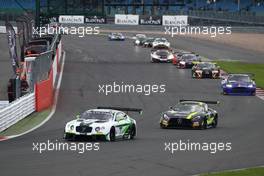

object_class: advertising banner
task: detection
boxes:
[115,14,139,25]
[59,15,84,24]
[85,16,106,24]
[140,16,162,25]
[162,15,188,26]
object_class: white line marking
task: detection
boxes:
[5,51,66,140]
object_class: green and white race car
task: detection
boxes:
[64,107,142,141]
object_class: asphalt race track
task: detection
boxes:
[0,34,264,176]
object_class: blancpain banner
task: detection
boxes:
[162,15,188,26]
[59,15,84,24]
[115,14,139,25]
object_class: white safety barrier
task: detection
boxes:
[0,93,35,132]
[0,101,9,110]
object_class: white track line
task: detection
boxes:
[4,51,66,140]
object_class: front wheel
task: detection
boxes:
[109,127,116,142]
[129,125,136,140]
[199,119,207,130]
[212,116,218,128]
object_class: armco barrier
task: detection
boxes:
[0,93,35,132]
[35,69,53,112]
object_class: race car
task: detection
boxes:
[221,74,256,95]
[152,38,170,48]
[142,37,155,47]
[160,100,219,129]
[150,48,175,63]
[64,107,141,141]
[108,33,125,41]
[172,51,195,65]
[177,53,201,69]
[192,62,220,79]
[134,35,147,46]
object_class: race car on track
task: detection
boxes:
[221,74,256,95]
[192,62,220,79]
[152,38,170,48]
[142,37,155,47]
[64,107,142,141]
[172,51,194,65]
[160,100,219,129]
[150,48,175,63]
[134,34,147,46]
[108,33,125,41]
[177,53,201,68]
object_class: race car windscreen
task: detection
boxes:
[229,75,251,82]
[156,38,167,42]
[172,104,204,113]
[182,55,198,61]
[80,111,113,121]
[157,50,170,56]
[197,63,215,69]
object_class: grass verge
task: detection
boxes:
[201,167,264,176]
[0,109,51,137]
[216,61,264,89]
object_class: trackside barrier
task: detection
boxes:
[0,93,35,132]
[35,69,54,112]
[35,36,62,112]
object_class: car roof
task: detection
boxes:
[87,109,121,114]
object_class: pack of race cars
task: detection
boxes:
[63,33,257,142]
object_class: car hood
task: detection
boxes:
[68,119,110,126]
[228,81,253,87]
[164,110,194,119]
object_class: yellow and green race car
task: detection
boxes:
[160,100,219,129]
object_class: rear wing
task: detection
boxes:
[97,107,142,114]
[179,100,220,105]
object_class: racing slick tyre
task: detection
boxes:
[109,127,116,142]
[199,119,207,130]
[212,116,218,128]
[129,124,136,140]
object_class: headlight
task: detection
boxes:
[226,84,232,88]
[152,53,159,59]
[70,125,74,131]
[192,116,201,121]
[179,61,186,65]
[195,70,202,73]
[135,40,140,44]
[163,114,170,121]
[248,84,254,88]
[95,126,105,132]
[212,70,219,73]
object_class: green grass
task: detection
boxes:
[0,109,51,137]
[217,61,264,89]
[201,167,264,176]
